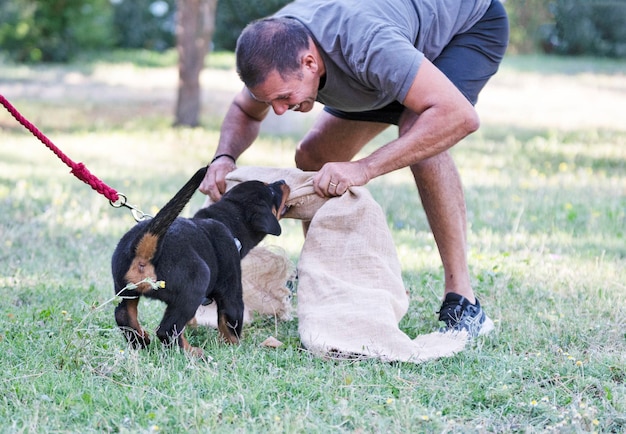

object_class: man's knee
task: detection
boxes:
[294,138,324,171]
[295,113,385,171]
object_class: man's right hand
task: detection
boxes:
[199,157,237,201]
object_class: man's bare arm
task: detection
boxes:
[200,88,271,200]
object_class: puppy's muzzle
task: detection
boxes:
[270,180,290,218]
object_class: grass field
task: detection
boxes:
[1,51,625,432]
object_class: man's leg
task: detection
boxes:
[409,151,472,301]
[401,110,493,337]
[295,111,389,170]
[398,107,472,300]
[411,0,508,336]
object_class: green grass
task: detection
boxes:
[1,53,625,432]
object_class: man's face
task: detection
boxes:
[248,67,319,115]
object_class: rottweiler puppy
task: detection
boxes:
[111,167,290,356]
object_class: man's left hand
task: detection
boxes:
[312,161,369,197]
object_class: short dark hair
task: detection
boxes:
[236,17,310,89]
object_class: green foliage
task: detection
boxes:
[0,0,114,62]
[0,0,177,62]
[2,0,625,63]
[213,0,292,51]
[503,0,553,54]
[110,0,176,50]
[548,0,626,57]
[463,0,626,57]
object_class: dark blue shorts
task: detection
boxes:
[324,0,509,125]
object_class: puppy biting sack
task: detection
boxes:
[199,166,467,363]
[112,167,290,356]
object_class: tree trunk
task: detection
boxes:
[174,0,218,127]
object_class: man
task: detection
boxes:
[200,0,509,337]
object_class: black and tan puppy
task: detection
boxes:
[111,167,290,356]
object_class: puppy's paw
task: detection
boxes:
[124,328,151,349]
[220,332,240,345]
[218,314,241,344]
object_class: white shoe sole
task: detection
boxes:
[479,315,495,336]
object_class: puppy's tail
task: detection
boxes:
[146,166,208,239]
[125,166,208,290]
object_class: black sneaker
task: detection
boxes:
[437,293,494,338]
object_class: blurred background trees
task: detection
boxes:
[1,0,625,62]
[0,0,290,62]
[0,0,115,62]
[1,0,624,124]
[506,0,626,57]
[175,0,217,126]
[112,0,176,51]
[547,0,626,57]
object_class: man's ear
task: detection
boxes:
[302,52,318,73]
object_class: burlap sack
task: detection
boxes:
[194,245,295,327]
[195,166,467,362]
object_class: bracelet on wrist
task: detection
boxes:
[210,154,236,165]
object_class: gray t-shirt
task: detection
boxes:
[275,0,491,111]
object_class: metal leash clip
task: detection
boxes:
[109,193,152,222]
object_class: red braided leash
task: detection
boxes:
[1,94,119,202]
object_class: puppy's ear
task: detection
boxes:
[254,213,282,236]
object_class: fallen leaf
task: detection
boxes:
[261,336,283,348]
